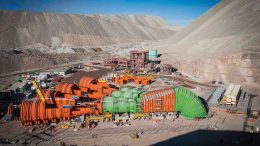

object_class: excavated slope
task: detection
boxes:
[0,11,176,49]
[153,0,260,86]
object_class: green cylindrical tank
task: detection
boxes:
[111,91,122,98]
[102,97,114,113]
[148,50,158,58]
[135,91,145,113]
[130,88,138,93]
[174,86,208,119]
[117,98,129,113]
[123,92,133,99]
[113,101,119,113]
[121,87,132,93]
[129,99,137,113]
[133,93,139,100]
[135,96,142,113]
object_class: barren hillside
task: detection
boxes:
[0,11,176,49]
[151,0,260,86]
[0,11,178,74]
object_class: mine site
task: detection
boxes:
[0,0,260,145]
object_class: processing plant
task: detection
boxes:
[19,75,208,126]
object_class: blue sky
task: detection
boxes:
[0,0,219,26]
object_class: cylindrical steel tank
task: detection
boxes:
[79,76,97,88]
[123,92,133,99]
[20,99,72,124]
[102,97,114,113]
[148,50,158,58]
[141,88,175,113]
[130,88,138,93]
[129,99,137,113]
[117,98,129,113]
[55,83,80,95]
[121,87,132,93]
[111,91,122,98]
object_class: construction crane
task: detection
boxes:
[32,80,46,102]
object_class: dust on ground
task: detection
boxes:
[0,110,258,146]
[63,66,111,84]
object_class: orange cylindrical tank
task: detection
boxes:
[166,90,170,112]
[45,97,75,106]
[141,88,176,113]
[142,95,146,113]
[96,102,102,113]
[143,92,150,113]
[147,92,152,112]
[168,90,171,112]
[80,87,89,92]
[56,83,80,95]
[148,92,152,112]
[79,76,97,88]
[103,88,114,96]
[147,94,151,112]
[73,90,82,96]
[88,92,105,99]
[7,103,14,115]
[162,92,166,112]
[71,107,96,117]
[153,94,156,112]
[64,94,73,99]
[39,101,46,120]
[31,101,37,121]
[44,90,64,104]
[166,92,170,112]
[170,91,173,112]
[20,99,73,124]
[169,93,172,112]
[20,101,25,122]
[172,91,176,111]
[97,82,109,88]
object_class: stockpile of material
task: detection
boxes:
[174,86,208,119]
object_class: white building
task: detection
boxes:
[221,84,241,105]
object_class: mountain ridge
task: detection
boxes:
[149,0,260,86]
[0,10,177,49]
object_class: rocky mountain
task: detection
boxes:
[0,10,177,49]
[0,11,179,74]
[151,0,260,86]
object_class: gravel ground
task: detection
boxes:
[1,110,256,146]
[63,66,111,83]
